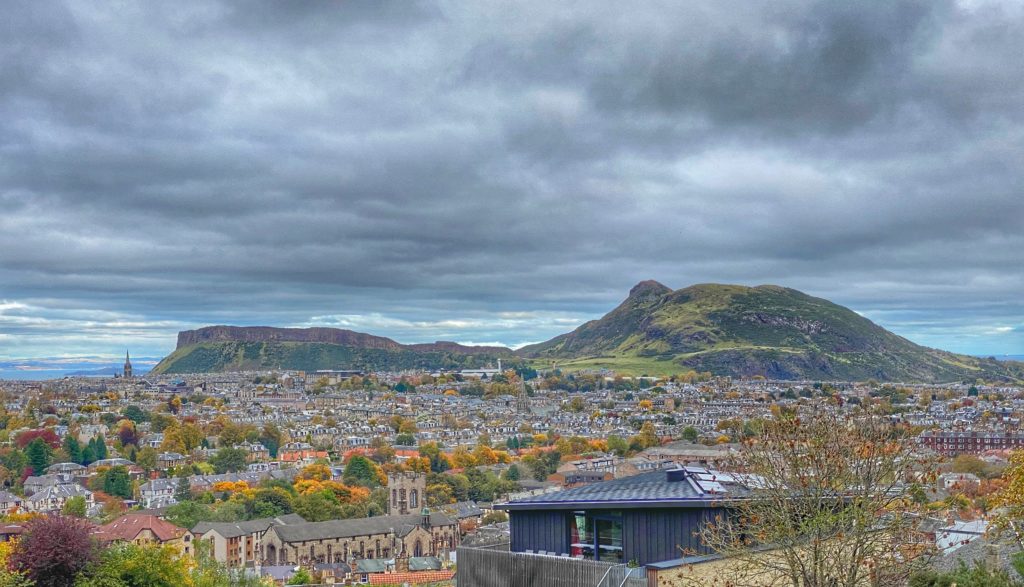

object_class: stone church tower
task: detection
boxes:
[387,471,426,516]
[123,350,133,379]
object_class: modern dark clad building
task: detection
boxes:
[496,467,753,566]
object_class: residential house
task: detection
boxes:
[156,452,187,470]
[139,478,178,509]
[25,483,95,513]
[237,441,270,463]
[0,491,23,513]
[96,513,195,555]
[278,442,328,464]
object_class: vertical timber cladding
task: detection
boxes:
[510,506,726,565]
[622,507,723,564]
[509,510,569,555]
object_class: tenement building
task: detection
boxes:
[918,430,1024,455]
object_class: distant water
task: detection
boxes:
[0,358,157,381]
[0,369,153,381]
[994,355,1024,362]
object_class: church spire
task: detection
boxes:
[123,350,133,379]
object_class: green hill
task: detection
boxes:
[518,281,1024,383]
[150,326,513,374]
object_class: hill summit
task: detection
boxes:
[518,281,1022,382]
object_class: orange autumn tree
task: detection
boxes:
[294,479,369,504]
[991,450,1024,546]
[687,410,937,587]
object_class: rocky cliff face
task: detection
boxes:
[155,327,516,374]
[176,326,402,350]
[175,326,515,355]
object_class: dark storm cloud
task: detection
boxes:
[1,0,1022,360]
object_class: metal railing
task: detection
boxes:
[456,546,647,587]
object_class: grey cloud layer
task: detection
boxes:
[1,0,1022,359]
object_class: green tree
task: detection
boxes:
[174,476,192,502]
[286,568,313,586]
[121,405,149,423]
[209,447,248,474]
[248,488,293,519]
[208,500,246,522]
[481,511,508,525]
[98,436,110,460]
[682,426,700,443]
[79,542,187,587]
[62,495,87,518]
[103,466,133,499]
[418,442,449,473]
[503,464,521,481]
[62,435,82,465]
[292,491,342,522]
[164,501,212,529]
[135,446,157,473]
[259,424,282,458]
[25,438,52,475]
[606,435,629,456]
[342,455,380,487]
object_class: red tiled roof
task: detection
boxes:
[369,570,454,584]
[95,513,187,543]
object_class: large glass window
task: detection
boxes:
[595,517,623,563]
[569,513,594,558]
[568,512,622,563]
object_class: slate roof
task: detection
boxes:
[192,513,306,538]
[45,462,87,474]
[270,512,455,543]
[27,483,92,503]
[409,556,443,571]
[446,501,483,519]
[139,478,176,492]
[934,535,1019,573]
[498,467,753,510]
[354,559,389,573]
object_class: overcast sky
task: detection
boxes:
[1,0,1023,363]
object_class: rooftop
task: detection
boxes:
[498,466,756,510]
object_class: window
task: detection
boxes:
[595,516,623,563]
[568,511,622,564]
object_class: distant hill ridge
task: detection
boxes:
[152,284,1024,382]
[175,325,510,354]
[150,326,513,375]
[519,281,1024,383]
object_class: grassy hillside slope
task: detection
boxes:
[520,281,1023,383]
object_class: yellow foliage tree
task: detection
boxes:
[297,463,332,482]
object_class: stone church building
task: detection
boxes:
[261,509,458,566]
[259,472,458,567]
